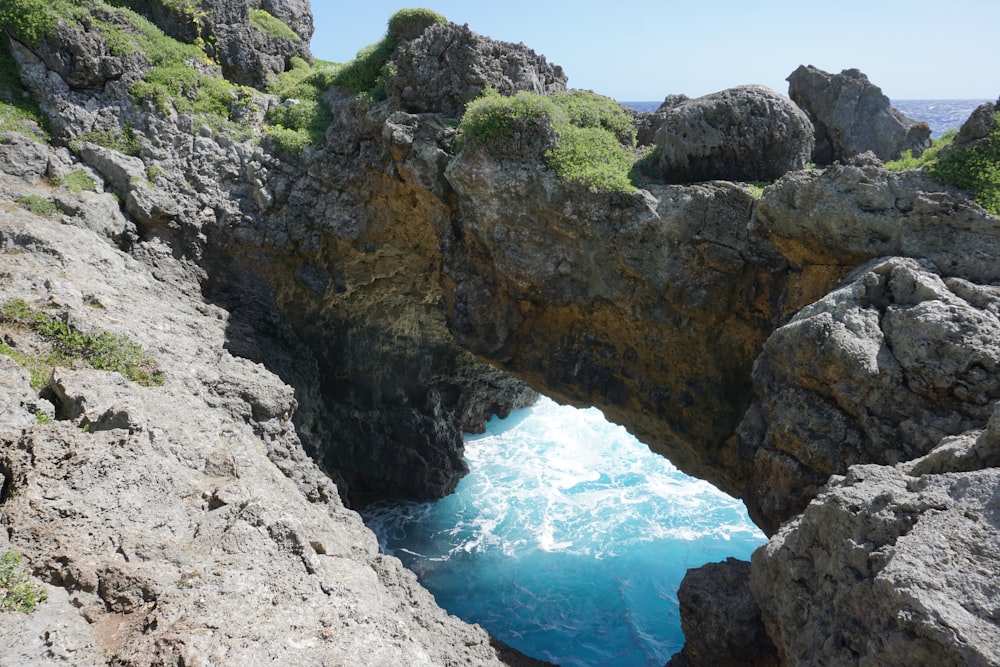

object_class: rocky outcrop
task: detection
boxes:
[390,22,567,117]
[653,85,814,183]
[3,1,1000,665]
[122,0,314,88]
[0,159,515,664]
[787,64,932,164]
[667,558,779,666]
[751,454,1000,666]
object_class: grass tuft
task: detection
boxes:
[0,552,47,614]
[1,299,165,386]
[459,88,641,193]
[249,9,299,41]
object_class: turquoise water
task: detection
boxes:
[362,397,766,666]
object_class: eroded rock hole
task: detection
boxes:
[361,396,765,666]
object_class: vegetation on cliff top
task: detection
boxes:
[264,56,338,155]
[459,88,642,193]
[249,9,299,42]
[0,298,165,387]
[886,117,1000,216]
[332,8,447,100]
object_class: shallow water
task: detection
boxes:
[362,397,766,666]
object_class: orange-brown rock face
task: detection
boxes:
[443,143,791,495]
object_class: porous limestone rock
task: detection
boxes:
[666,558,779,667]
[750,461,1000,666]
[787,65,932,164]
[738,256,1000,533]
[0,152,521,666]
[444,135,790,495]
[389,21,568,117]
[653,85,814,183]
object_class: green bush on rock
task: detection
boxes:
[0,552,47,614]
[885,118,1000,216]
[459,88,642,193]
[0,299,165,386]
[332,8,446,100]
[249,9,299,41]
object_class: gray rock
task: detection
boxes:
[667,558,779,667]
[787,65,932,164]
[653,85,814,183]
[751,463,1000,665]
[953,98,999,146]
[739,257,1000,532]
[0,132,50,181]
[390,22,568,117]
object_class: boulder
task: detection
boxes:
[750,462,1000,665]
[666,558,779,666]
[738,257,1000,533]
[653,85,814,183]
[787,65,932,164]
[389,22,568,117]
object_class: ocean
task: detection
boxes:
[362,398,765,666]
[360,98,990,666]
[621,98,991,138]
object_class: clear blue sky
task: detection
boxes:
[310,1,998,101]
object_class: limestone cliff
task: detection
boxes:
[1,1,999,665]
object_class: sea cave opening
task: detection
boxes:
[360,396,766,667]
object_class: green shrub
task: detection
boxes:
[459,89,557,155]
[885,120,1000,216]
[262,57,338,155]
[75,125,142,156]
[884,129,956,172]
[249,9,299,41]
[387,8,447,41]
[0,299,165,386]
[0,0,58,45]
[15,195,59,217]
[929,115,1000,216]
[460,88,641,193]
[332,8,447,100]
[0,552,47,614]
[51,169,97,193]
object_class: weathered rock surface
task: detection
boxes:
[0,155,519,665]
[444,139,790,494]
[666,558,779,667]
[653,85,814,183]
[390,22,568,117]
[787,64,932,164]
[751,459,1000,666]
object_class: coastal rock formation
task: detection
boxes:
[123,0,314,88]
[751,456,1000,666]
[2,1,1000,665]
[390,22,568,117]
[0,158,515,665]
[787,64,932,164]
[653,85,814,183]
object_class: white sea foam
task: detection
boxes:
[361,396,767,667]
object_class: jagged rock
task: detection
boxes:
[390,22,568,117]
[0,174,518,665]
[787,65,932,164]
[0,131,50,181]
[122,0,313,88]
[653,85,814,183]
[445,139,790,494]
[667,558,779,667]
[737,257,1000,532]
[750,462,1000,665]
